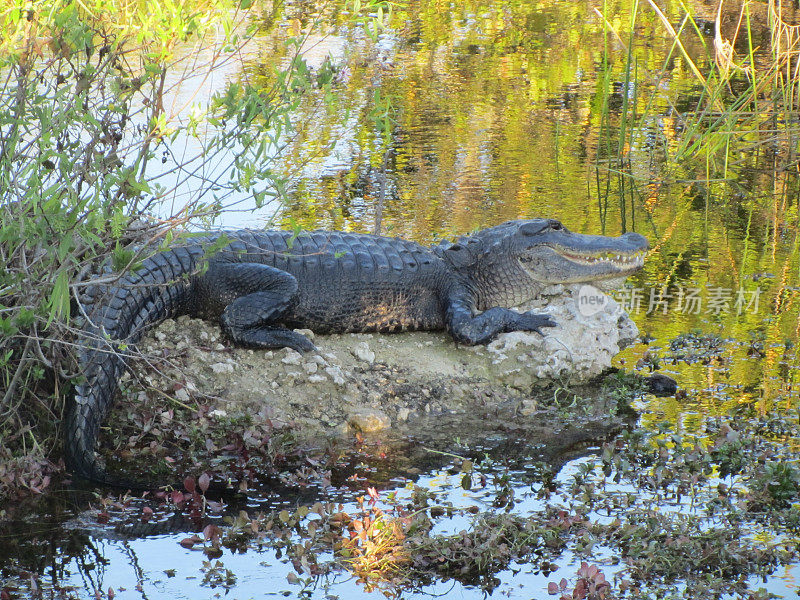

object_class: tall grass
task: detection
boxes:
[593,0,800,411]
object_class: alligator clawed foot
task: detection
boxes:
[519,311,557,335]
[290,338,317,353]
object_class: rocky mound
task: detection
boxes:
[122,285,638,437]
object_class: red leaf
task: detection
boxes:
[203,524,220,542]
[108,587,115,599]
[141,506,153,523]
[198,472,210,493]
[548,582,560,594]
[179,537,197,548]
[183,476,196,493]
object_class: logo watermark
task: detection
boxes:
[577,285,609,316]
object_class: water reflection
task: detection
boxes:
[0,401,628,599]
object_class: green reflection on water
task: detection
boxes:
[247,0,800,427]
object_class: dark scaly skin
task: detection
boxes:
[66,220,648,487]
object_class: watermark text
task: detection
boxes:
[613,286,761,315]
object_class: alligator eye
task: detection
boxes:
[519,221,548,236]
[549,221,564,231]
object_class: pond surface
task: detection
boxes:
[4,0,800,598]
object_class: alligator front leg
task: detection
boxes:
[444,292,557,346]
[206,262,316,352]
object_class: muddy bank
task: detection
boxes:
[119,285,638,440]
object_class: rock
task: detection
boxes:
[281,349,303,365]
[348,408,391,432]
[519,398,538,416]
[175,387,190,402]
[129,284,639,442]
[646,373,678,396]
[325,365,346,386]
[351,342,375,364]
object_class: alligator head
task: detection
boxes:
[437,219,648,310]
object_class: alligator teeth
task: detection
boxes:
[559,251,645,269]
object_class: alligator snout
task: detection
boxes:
[621,231,649,250]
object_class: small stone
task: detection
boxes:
[271,381,279,389]
[210,362,234,374]
[309,354,328,366]
[214,343,226,351]
[303,362,319,374]
[294,328,315,340]
[208,409,228,419]
[352,342,375,364]
[325,366,346,386]
[175,341,188,351]
[282,349,303,365]
[155,331,166,342]
[199,331,209,341]
[519,398,538,416]
[396,407,412,421]
[348,409,391,433]
[175,387,190,402]
[308,374,327,384]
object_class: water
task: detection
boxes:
[5,0,800,597]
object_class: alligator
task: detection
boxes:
[66,219,648,487]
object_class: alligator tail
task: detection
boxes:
[65,245,201,487]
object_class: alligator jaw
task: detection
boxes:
[516,244,647,287]
[554,248,647,271]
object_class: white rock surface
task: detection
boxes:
[128,286,637,433]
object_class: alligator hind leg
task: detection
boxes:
[209,263,316,352]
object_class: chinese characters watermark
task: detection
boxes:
[613,286,762,315]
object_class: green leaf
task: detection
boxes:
[47,270,70,325]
